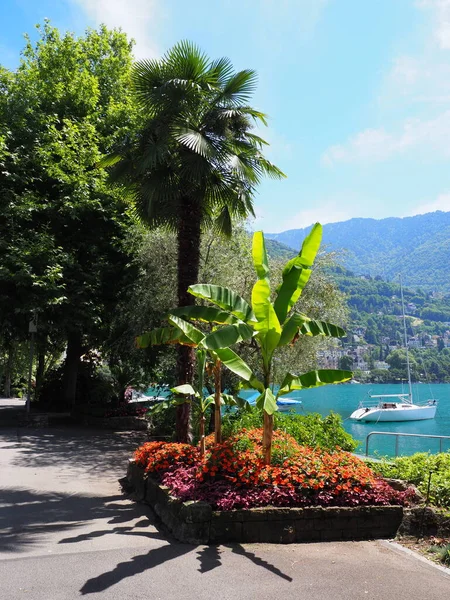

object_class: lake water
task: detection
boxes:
[274,383,450,458]
[145,382,450,458]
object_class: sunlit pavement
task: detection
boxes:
[0,426,449,599]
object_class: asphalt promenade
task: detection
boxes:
[0,424,449,599]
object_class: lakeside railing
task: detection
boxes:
[365,431,450,457]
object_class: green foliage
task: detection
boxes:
[371,452,450,508]
[0,22,139,401]
[222,409,357,452]
[188,227,351,417]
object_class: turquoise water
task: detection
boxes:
[270,383,450,458]
[145,382,450,457]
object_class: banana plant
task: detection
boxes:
[137,313,253,448]
[182,223,352,464]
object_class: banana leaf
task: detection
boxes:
[170,305,239,325]
[136,326,195,348]
[277,369,352,398]
[213,347,264,392]
[255,387,278,415]
[188,283,255,322]
[167,314,205,345]
[252,231,269,279]
[273,223,322,323]
[279,313,346,346]
[202,322,254,351]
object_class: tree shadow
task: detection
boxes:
[1,426,148,478]
[0,486,162,554]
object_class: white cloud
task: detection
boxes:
[70,0,161,58]
[326,1,450,166]
[417,0,450,49]
[409,191,450,215]
[322,110,450,165]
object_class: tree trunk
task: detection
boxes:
[213,359,222,444]
[35,347,46,401]
[63,332,82,409]
[175,197,202,443]
[3,344,14,398]
[263,411,273,465]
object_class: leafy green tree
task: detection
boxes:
[0,23,137,405]
[338,355,353,371]
[107,41,284,441]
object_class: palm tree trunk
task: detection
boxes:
[3,344,14,398]
[63,332,82,409]
[175,197,201,443]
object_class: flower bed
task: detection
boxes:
[134,429,413,511]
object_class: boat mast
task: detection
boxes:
[399,275,413,403]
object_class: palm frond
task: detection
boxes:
[166,40,210,82]
[174,127,215,158]
[207,56,235,85]
[214,205,232,237]
[97,152,122,168]
[220,69,258,105]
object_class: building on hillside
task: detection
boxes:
[373,361,389,370]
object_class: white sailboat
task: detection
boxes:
[350,280,437,422]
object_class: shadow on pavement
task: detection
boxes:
[80,540,293,595]
[1,426,148,476]
[0,487,161,554]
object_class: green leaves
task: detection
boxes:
[168,314,205,345]
[188,284,255,322]
[136,327,194,348]
[170,305,239,325]
[203,323,254,351]
[255,387,277,415]
[278,313,345,347]
[273,223,322,324]
[277,369,352,398]
[171,383,197,396]
[251,278,281,362]
[213,347,264,392]
[252,231,269,279]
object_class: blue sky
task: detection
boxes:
[2,0,450,232]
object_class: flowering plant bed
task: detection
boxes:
[127,429,414,543]
[133,429,413,511]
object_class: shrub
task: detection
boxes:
[370,452,450,508]
[222,409,357,452]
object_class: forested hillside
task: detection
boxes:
[266,211,450,292]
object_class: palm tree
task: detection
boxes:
[108,41,284,442]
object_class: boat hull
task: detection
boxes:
[350,404,437,422]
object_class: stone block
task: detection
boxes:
[243,520,296,544]
[180,501,213,523]
[172,521,210,544]
[294,522,322,542]
[127,460,146,501]
[210,520,243,543]
[145,477,159,504]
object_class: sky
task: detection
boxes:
[2,0,450,233]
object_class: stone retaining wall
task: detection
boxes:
[126,460,404,545]
[399,507,450,538]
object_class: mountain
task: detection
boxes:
[266,211,450,292]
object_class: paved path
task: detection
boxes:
[0,426,449,599]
